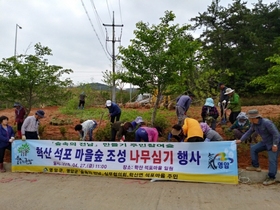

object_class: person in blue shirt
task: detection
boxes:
[0,116,15,172]
[175,91,194,125]
[130,116,143,132]
[105,100,122,123]
[236,109,280,186]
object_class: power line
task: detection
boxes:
[118,0,123,44]
[106,0,112,21]
[89,0,106,39]
[81,0,111,61]
[118,0,123,24]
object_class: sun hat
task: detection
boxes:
[171,124,182,136]
[224,88,234,95]
[171,128,181,136]
[13,102,21,107]
[36,110,45,118]
[135,116,144,124]
[204,98,214,107]
[106,100,112,107]
[236,112,248,120]
[247,109,262,119]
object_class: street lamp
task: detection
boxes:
[14,24,22,57]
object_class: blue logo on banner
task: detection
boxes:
[208,152,234,170]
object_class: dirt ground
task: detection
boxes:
[1,105,280,170]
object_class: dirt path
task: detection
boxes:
[0,172,280,210]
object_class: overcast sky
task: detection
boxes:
[0,0,274,86]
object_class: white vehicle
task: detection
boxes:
[135,93,151,105]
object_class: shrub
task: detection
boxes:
[39,125,46,136]
[94,123,111,141]
[12,125,17,134]
[59,127,67,137]
[154,115,171,132]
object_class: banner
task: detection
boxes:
[11,140,238,184]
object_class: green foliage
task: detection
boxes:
[12,125,17,134]
[191,0,280,94]
[50,116,72,126]
[94,123,111,141]
[63,97,79,112]
[241,95,280,106]
[154,115,170,132]
[250,50,280,94]
[117,11,201,125]
[0,43,73,115]
[222,125,234,140]
[59,127,67,137]
[39,124,46,136]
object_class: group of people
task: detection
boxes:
[174,85,280,186]
[0,103,45,172]
[1,94,279,186]
[74,99,163,143]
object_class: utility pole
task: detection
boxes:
[103,11,123,103]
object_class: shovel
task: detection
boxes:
[221,100,228,125]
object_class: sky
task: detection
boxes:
[0,0,274,86]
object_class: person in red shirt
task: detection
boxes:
[14,102,26,139]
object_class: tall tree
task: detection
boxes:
[191,0,280,94]
[250,37,280,93]
[117,11,200,125]
[0,43,73,115]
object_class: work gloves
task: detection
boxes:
[9,137,15,143]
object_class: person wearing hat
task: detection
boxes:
[228,112,257,143]
[201,98,219,130]
[74,119,98,141]
[169,124,186,142]
[200,122,223,142]
[218,82,229,124]
[135,121,162,142]
[21,110,45,140]
[78,91,86,109]
[105,100,122,123]
[110,121,133,142]
[224,88,241,124]
[175,91,194,125]
[236,109,280,186]
[130,116,143,132]
[13,102,26,139]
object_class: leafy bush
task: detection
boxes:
[94,123,111,141]
[39,125,46,136]
[59,127,67,137]
[154,115,170,132]
[222,125,234,140]
[12,125,17,134]
[241,94,280,106]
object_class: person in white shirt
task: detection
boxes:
[21,110,45,140]
[74,120,97,141]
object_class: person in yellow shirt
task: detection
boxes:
[171,118,204,142]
